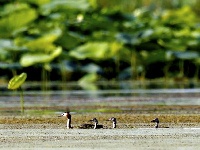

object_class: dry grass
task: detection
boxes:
[0,113,200,128]
[0,105,199,128]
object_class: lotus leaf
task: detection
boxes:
[80,63,102,73]
[25,34,61,52]
[0,6,37,37]
[78,73,98,90]
[8,72,27,90]
[41,0,90,15]
[56,31,85,49]
[143,50,167,64]
[69,42,121,60]
[20,47,62,67]
[173,51,199,60]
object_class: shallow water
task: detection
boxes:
[1,81,200,108]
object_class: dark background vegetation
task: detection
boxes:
[0,0,200,85]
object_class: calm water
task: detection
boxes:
[1,81,200,108]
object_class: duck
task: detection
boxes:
[108,117,117,128]
[151,118,169,128]
[90,118,103,129]
[59,112,73,129]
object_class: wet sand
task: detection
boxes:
[0,124,200,150]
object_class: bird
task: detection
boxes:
[151,118,159,128]
[59,112,73,129]
[90,118,103,129]
[151,118,169,128]
[108,117,117,128]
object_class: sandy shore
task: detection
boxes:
[0,124,200,150]
[0,110,200,149]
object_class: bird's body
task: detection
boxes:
[108,117,117,128]
[78,123,94,129]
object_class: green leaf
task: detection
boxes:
[25,34,61,52]
[56,31,85,49]
[142,50,167,64]
[8,72,27,90]
[69,42,121,60]
[78,73,98,90]
[20,47,62,67]
[173,51,199,60]
[41,0,90,15]
[0,6,37,37]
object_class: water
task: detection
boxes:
[1,81,200,108]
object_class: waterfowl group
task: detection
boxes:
[59,112,167,129]
[59,112,116,129]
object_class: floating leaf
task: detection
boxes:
[8,72,27,90]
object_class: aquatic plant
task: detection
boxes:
[8,72,27,114]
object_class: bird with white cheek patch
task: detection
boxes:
[59,112,73,129]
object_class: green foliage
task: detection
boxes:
[8,72,27,114]
[78,73,98,90]
[1,0,200,84]
[20,47,62,67]
[69,42,122,60]
[0,3,37,38]
[8,72,27,90]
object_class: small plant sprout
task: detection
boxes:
[8,72,27,114]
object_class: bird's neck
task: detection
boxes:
[155,122,159,128]
[67,119,71,129]
[94,122,97,129]
[113,122,116,128]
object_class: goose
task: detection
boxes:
[151,118,169,128]
[90,118,103,129]
[108,117,117,128]
[59,112,73,129]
